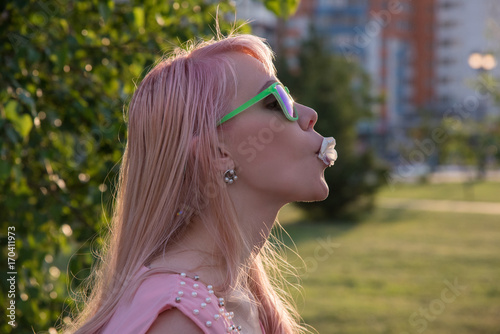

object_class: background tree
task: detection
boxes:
[437,116,499,180]
[435,70,500,181]
[0,0,247,332]
[277,31,387,220]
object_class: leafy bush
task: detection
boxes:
[0,1,241,332]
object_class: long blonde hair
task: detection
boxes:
[66,33,309,334]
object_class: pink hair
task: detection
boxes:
[65,33,310,334]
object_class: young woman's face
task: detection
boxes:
[219,53,330,205]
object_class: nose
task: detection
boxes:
[295,103,318,131]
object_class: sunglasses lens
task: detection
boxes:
[275,84,296,118]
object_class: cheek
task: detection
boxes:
[230,123,328,201]
[230,117,286,163]
[234,125,308,184]
[226,117,328,201]
[234,123,293,167]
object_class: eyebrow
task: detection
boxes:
[257,80,278,94]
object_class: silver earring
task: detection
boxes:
[224,169,237,184]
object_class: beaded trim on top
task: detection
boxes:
[173,271,242,332]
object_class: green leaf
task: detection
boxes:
[98,1,112,24]
[133,7,145,29]
[4,100,19,120]
[16,114,33,139]
[56,43,69,69]
[263,0,299,19]
[0,159,10,181]
[59,18,69,34]
[5,101,33,139]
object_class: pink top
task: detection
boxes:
[102,266,266,334]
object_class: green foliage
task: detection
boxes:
[0,0,243,332]
[264,0,300,19]
[277,32,387,221]
[448,71,500,176]
[436,115,500,179]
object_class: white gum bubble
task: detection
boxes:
[318,137,338,167]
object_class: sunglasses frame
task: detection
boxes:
[217,82,298,126]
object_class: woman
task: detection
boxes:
[67,32,336,334]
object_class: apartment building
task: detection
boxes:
[236,0,500,157]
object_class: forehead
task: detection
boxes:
[229,53,276,104]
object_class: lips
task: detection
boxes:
[317,137,338,167]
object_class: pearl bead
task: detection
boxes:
[171,272,242,331]
[224,177,229,182]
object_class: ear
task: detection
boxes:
[214,144,235,173]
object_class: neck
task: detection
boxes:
[228,184,283,250]
[148,190,283,289]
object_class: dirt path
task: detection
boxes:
[378,198,500,215]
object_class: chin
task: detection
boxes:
[312,185,329,201]
[295,180,330,203]
[313,175,330,201]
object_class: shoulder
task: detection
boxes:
[147,308,204,334]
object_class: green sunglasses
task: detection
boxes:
[218,82,298,125]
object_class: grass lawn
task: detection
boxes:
[278,208,500,334]
[378,181,500,203]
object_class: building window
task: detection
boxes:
[439,76,452,84]
[440,0,461,9]
[329,0,348,8]
[440,57,456,65]
[440,95,451,104]
[438,38,456,47]
[440,20,458,28]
